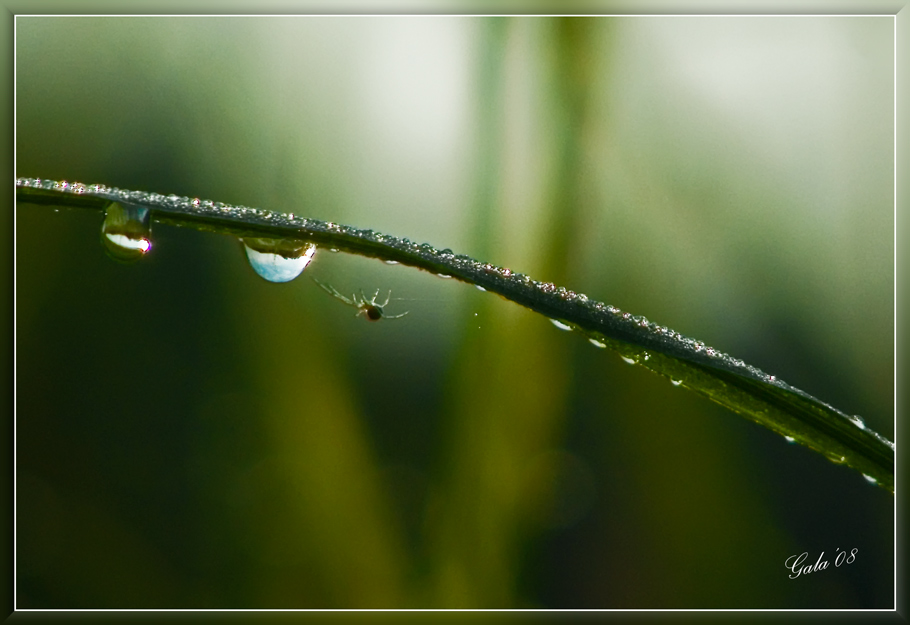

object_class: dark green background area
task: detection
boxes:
[14,16,894,608]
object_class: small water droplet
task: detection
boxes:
[768,375,777,382]
[384,260,399,265]
[849,415,866,430]
[621,356,636,365]
[862,474,877,484]
[588,339,606,348]
[329,248,339,253]
[101,202,153,263]
[784,436,795,443]
[437,273,452,279]
[243,238,317,283]
[642,353,650,361]
[671,380,683,386]
[550,319,572,331]
[475,285,486,292]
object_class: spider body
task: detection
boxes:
[312,278,409,321]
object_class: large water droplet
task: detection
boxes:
[242,238,317,283]
[101,202,152,263]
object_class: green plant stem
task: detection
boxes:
[16,179,895,491]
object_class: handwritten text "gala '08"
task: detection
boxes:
[785,548,858,579]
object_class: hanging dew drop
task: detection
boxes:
[863,474,877,484]
[242,238,317,283]
[588,338,606,348]
[550,319,572,331]
[437,273,452,279]
[784,436,795,443]
[671,380,683,387]
[849,415,866,430]
[475,285,486,292]
[100,202,153,263]
[621,356,636,365]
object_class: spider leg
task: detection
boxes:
[312,278,355,306]
[383,310,410,320]
[379,290,391,308]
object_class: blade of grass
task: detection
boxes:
[16,178,895,491]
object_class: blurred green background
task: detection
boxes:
[15,16,894,608]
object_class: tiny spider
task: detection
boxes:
[312,278,409,321]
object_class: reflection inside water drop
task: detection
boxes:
[242,238,317,283]
[550,319,572,331]
[101,202,152,263]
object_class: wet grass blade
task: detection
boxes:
[16,178,895,491]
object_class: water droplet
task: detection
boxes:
[588,339,606,348]
[621,356,636,365]
[642,353,650,361]
[550,319,572,331]
[849,415,866,430]
[242,238,317,283]
[671,380,683,386]
[329,248,339,253]
[437,273,452,279]
[863,474,877,484]
[768,375,777,382]
[101,202,153,263]
[784,436,795,443]
[384,260,399,265]
[475,285,486,292]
